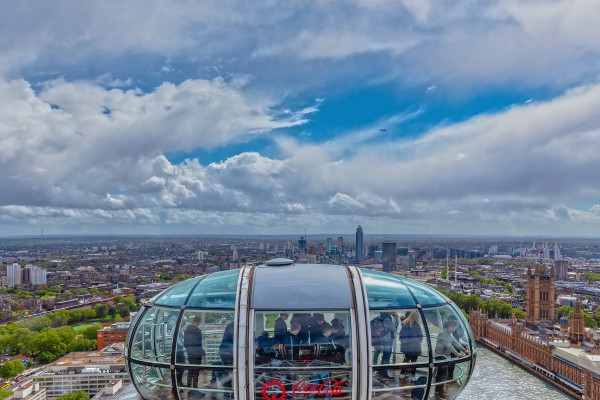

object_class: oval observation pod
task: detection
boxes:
[126,261,476,400]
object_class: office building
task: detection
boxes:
[35,345,129,399]
[298,236,307,254]
[337,236,344,254]
[8,263,22,287]
[382,241,397,272]
[12,382,46,400]
[97,322,130,350]
[554,260,568,281]
[326,237,333,254]
[355,225,363,263]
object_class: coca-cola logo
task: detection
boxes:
[261,380,287,400]
[293,379,346,397]
[260,379,347,399]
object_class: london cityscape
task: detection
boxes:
[2,1,600,400]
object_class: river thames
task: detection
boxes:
[458,346,573,400]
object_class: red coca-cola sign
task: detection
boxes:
[293,379,346,397]
[260,379,346,399]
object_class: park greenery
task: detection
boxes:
[56,391,89,400]
[470,271,514,294]
[584,272,600,282]
[0,295,138,372]
[556,305,597,328]
[437,289,526,319]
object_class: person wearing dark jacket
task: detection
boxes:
[399,311,423,375]
[273,313,289,345]
[331,318,348,347]
[219,322,235,366]
[184,315,205,390]
[308,313,326,343]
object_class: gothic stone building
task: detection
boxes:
[470,310,600,400]
[526,264,555,326]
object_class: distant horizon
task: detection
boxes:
[2,232,600,241]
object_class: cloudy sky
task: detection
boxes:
[1,0,600,237]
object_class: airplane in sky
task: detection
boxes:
[380,128,387,132]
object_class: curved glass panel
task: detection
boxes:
[369,309,429,368]
[252,264,352,310]
[130,364,174,400]
[172,309,235,397]
[401,277,448,306]
[362,269,416,309]
[422,305,471,365]
[154,276,202,306]
[187,269,240,308]
[130,306,180,364]
[431,358,472,399]
[174,310,236,367]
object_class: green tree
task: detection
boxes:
[441,269,447,279]
[82,325,102,340]
[120,295,136,309]
[26,315,51,332]
[0,389,13,400]
[0,359,25,379]
[49,309,69,327]
[37,330,67,359]
[67,339,97,352]
[482,299,513,319]
[56,391,89,400]
[462,294,484,312]
[94,304,108,319]
[54,326,76,347]
[38,351,57,363]
[22,331,41,357]
[557,305,573,318]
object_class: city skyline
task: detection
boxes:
[1,2,600,236]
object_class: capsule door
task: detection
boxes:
[250,309,356,400]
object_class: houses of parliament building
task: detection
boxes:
[469,264,600,399]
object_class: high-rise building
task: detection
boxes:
[298,236,307,254]
[318,242,324,255]
[553,260,568,281]
[367,245,378,258]
[27,264,47,285]
[337,237,344,255]
[355,225,363,263]
[382,242,397,272]
[7,263,21,287]
[21,267,30,285]
[408,250,417,270]
[526,264,555,326]
[326,238,333,254]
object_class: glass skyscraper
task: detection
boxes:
[355,225,363,263]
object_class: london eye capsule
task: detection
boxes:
[126,259,476,399]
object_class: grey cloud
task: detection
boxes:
[1,1,599,92]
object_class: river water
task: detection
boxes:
[458,346,573,400]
